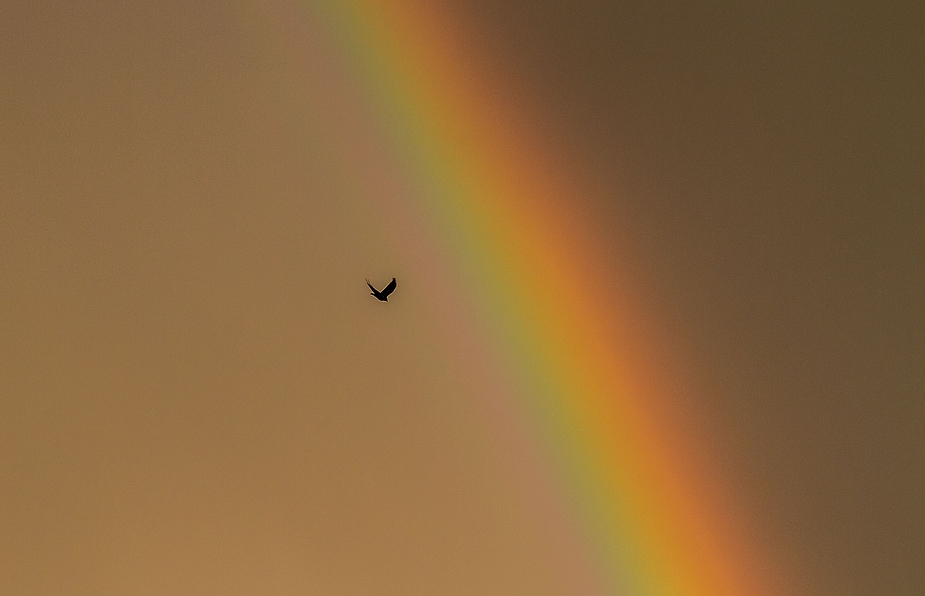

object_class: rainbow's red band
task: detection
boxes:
[276,1,790,593]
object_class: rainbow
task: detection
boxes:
[260,1,790,593]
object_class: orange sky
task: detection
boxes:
[1,2,923,595]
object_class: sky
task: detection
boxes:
[1,1,923,595]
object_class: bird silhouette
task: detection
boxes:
[366,278,397,302]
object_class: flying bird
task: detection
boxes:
[366,278,397,302]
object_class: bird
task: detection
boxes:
[366,278,397,302]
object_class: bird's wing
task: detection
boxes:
[382,278,397,297]
[366,280,379,293]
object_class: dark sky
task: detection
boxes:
[452,1,924,594]
[1,1,923,595]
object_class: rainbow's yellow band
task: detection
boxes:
[281,1,789,593]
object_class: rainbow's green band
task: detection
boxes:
[273,1,788,593]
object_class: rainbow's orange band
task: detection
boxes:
[279,1,789,593]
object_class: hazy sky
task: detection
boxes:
[1,2,922,595]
